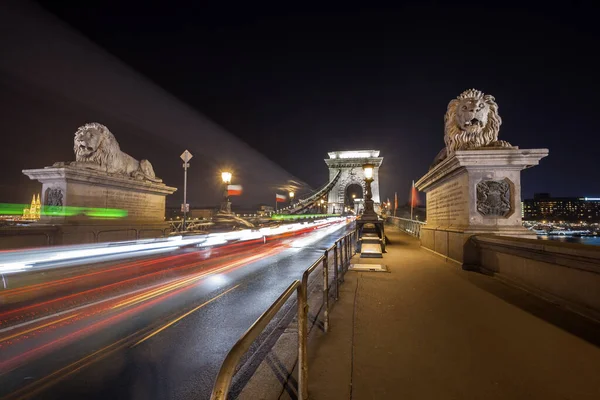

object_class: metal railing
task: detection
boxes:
[210,228,357,400]
[386,216,425,238]
[168,220,213,233]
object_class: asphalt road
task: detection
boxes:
[0,221,352,400]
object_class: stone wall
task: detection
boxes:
[471,235,600,321]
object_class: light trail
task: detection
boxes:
[0,241,277,325]
[0,217,352,398]
[0,217,346,274]
[0,313,80,343]
[0,239,287,372]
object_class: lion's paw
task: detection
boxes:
[492,140,513,148]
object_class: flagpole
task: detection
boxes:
[410,180,415,220]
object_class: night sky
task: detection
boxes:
[5,1,600,205]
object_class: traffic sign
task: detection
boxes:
[181,203,189,212]
[180,150,193,163]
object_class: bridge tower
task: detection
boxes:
[325,150,383,214]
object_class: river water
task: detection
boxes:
[538,235,600,246]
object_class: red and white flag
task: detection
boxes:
[276,193,286,203]
[227,184,243,196]
[410,180,418,207]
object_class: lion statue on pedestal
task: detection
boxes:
[55,122,162,183]
[432,89,512,167]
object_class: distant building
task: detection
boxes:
[22,194,41,220]
[523,193,600,222]
[165,206,215,221]
[257,205,274,217]
[189,209,214,220]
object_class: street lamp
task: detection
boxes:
[221,171,232,185]
[289,191,295,207]
[221,171,232,213]
[361,163,377,220]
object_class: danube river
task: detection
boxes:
[538,235,600,246]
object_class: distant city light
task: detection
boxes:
[584,197,600,201]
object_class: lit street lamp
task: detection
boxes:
[221,171,232,213]
[361,163,377,220]
[289,191,295,207]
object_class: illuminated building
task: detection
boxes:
[22,193,41,220]
[523,193,600,222]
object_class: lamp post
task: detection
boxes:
[180,150,193,231]
[289,191,295,207]
[361,163,377,220]
[221,171,232,214]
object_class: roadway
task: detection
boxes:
[0,219,352,399]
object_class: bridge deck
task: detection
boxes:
[306,227,600,400]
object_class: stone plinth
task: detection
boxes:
[415,148,548,265]
[22,167,176,223]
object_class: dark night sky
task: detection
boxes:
[9,1,600,203]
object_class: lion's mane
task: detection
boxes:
[443,89,503,154]
[74,123,122,168]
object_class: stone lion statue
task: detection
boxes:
[55,122,162,183]
[433,89,512,166]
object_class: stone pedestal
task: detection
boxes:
[22,167,177,223]
[415,148,548,265]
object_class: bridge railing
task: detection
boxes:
[168,220,213,233]
[386,216,425,238]
[210,228,357,400]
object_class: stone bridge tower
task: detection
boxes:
[325,150,383,214]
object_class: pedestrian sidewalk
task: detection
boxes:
[306,227,600,399]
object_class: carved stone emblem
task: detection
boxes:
[45,188,63,206]
[476,179,511,217]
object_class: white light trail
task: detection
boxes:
[0,217,349,275]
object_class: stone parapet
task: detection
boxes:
[22,167,176,223]
[472,234,600,321]
[415,148,548,264]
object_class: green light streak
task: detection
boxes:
[0,203,128,219]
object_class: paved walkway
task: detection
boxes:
[307,227,600,400]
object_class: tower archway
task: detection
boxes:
[324,150,383,214]
[345,183,363,214]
